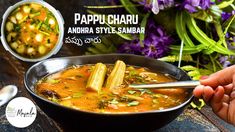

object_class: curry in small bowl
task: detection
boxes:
[1,1,64,62]
[36,60,188,113]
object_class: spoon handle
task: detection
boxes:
[129,81,200,89]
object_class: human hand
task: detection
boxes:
[193,65,235,126]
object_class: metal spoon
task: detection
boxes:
[129,81,200,89]
[0,85,18,107]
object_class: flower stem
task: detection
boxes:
[209,55,217,72]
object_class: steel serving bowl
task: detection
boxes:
[1,0,64,62]
[24,54,193,131]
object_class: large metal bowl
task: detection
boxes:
[24,54,193,131]
[1,0,64,62]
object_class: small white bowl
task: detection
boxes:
[1,0,64,62]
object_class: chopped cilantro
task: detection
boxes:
[109,98,119,105]
[72,92,83,98]
[128,90,136,95]
[127,101,139,106]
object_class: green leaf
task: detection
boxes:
[170,44,205,54]
[188,70,200,77]
[120,0,143,17]
[139,13,150,47]
[224,15,235,34]
[181,65,197,71]
[217,0,235,9]
[190,10,213,22]
[181,65,213,81]
[187,17,235,55]
[176,12,195,47]
[214,22,227,48]
[158,54,193,62]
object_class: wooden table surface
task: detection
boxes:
[0,0,234,132]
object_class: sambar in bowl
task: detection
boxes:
[1,0,64,62]
[24,54,193,131]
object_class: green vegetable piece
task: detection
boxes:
[109,99,119,105]
[127,101,139,106]
[128,90,136,95]
[29,12,41,18]
[6,22,14,32]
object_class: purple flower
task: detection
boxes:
[107,0,119,5]
[221,10,235,21]
[226,33,235,50]
[118,39,142,55]
[219,56,234,68]
[142,19,173,58]
[182,0,213,13]
[139,0,152,10]
[118,19,173,58]
[139,0,175,14]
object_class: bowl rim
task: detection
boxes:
[24,54,194,116]
[1,0,64,62]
